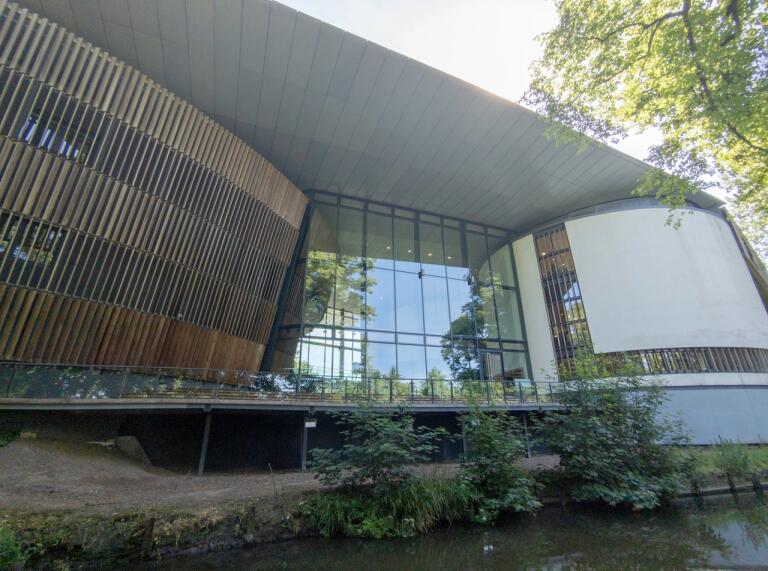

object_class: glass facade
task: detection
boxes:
[272,192,530,385]
[534,225,593,377]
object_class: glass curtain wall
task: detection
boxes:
[273,192,530,387]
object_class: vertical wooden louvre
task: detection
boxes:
[0,2,308,372]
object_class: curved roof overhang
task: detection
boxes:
[15,0,722,232]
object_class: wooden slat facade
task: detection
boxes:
[0,2,308,372]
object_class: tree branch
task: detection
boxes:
[681,0,768,155]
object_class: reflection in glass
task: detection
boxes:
[307,203,337,262]
[397,344,426,380]
[365,342,397,380]
[365,267,395,331]
[502,351,529,380]
[419,222,445,276]
[422,275,450,336]
[366,212,393,269]
[395,271,424,333]
[467,231,491,284]
[443,226,467,279]
[337,206,363,264]
[496,287,523,340]
[447,278,476,337]
[394,218,418,272]
[277,192,530,384]
[488,239,516,287]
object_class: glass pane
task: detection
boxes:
[482,351,503,380]
[397,344,426,380]
[426,345,452,381]
[365,342,397,380]
[447,277,476,337]
[449,339,480,380]
[333,263,365,329]
[474,284,498,339]
[419,222,445,276]
[303,260,335,326]
[467,231,491,284]
[496,287,524,340]
[502,351,530,380]
[443,226,467,280]
[337,206,363,265]
[366,212,393,270]
[307,203,337,263]
[300,337,335,377]
[365,267,395,331]
[395,271,424,333]
[488,239,516,287]
[337,338,363,378]
[394,218,418,272]
[422,275,451,336]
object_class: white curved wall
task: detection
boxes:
[513,235,557,381]
[565,207,768,352]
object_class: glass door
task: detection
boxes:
[481,351,503,381]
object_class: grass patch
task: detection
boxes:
[299,477,473,539]
[683,444,768,479]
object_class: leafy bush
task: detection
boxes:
[713,438,752,479]
[300,477,472,538]
[309,407,446,489]
[459,409,541,523]
[0,430,19,448]
[0,525,27,569]
[537,351,689,510]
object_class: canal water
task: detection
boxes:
[149,497,768,570]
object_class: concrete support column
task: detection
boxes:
[197,409,212,476]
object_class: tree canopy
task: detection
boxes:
[525,0,768,215]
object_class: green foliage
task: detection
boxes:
[537,352,690,510]
[299,477,472,539]
[459,409,541,523]
[309,408,446,489]
[0,430,19,448]
[526,0,768,216]
[0,525,27,568]
[713,437,753,478]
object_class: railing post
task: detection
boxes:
[549,383,554,402]
[518,382,524,404]
[450,380,454,403]
[5,365,15,397]
[533,382,539,403]
[502,380,508,404]
[344,377,348,402]
[411,379,414,404]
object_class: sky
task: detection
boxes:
[279,0,725,200]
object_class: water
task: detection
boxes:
[149,498,768,570]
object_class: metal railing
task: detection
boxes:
[0,362,561,407]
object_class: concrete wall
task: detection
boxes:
[664,385,768,444]
[513,235,557,382]
[565,207,768,353]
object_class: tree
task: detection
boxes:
[459,408,541,522]
[537,351,690,510]
[525,0,768,215]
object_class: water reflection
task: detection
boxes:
[148,498,768,570]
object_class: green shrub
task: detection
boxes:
[536,349,690,510]
[0,430,19,448]
[309,407,447,489]
[300,477,472,538]
[459,409,541,523]
[0,525,26,569]
[713,438,752,478]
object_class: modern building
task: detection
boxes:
[1,0,767,454]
